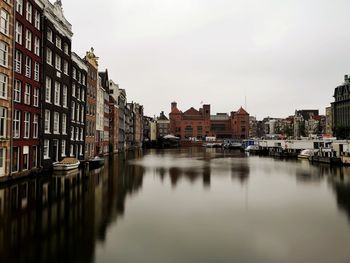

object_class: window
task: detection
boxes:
[71,127,74,140]
[53,112,59,134]
[63,60,68,75]
[46,48,52,65]
[62,114,67,134]
[44,110,50,133]
[75,127,79,141]
[71,101,75,121]
[77,87,80,100]
[24,112,30,138]
[25,56,31,78]
[81,107,84,123]
[82,74,86,85]
[12,147,19,172]
[55,54,61,71]
[61,140,66,157]
[62,85,67,107]
[81,89,85,101]
[33,88,39,107]
[34,11,40,29]
[54,82,60,105]
[34,36,40,56]
[73,67,76,79]
[24,84,31,105]
[15,22,22,44]
[0,41,8,67]
[0,10,10,35]
[15,50,22,73]
[16,0,23,15]
[45,77,51,103]
[23,146,29,170]
[32,146,37,167]
[70,144,74,156]
[13,110,20,138]
[63,43,69,55]
[26,2,32,23]
[25,30,32,51]
[34,62,39,81]
[44,140,49,159]
[33,114,38,138]
[14,80,21,102]
[56,36,61,49]
[72,83,75,97]
[47,28,52,42]
[0,107,6,138]
[0,73,7,99]
[80,128,84,141]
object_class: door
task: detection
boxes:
[53,140,59,162]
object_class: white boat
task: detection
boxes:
[298,149,317,159]
[53,158,80,171]
[245,145,259,152]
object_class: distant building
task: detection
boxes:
[332,75,350,139]
[156,111,170,138]
[325,106,333,136]
[99,69,110,155]
[109,96,119,154]
[169,102,249,140]
[293,109,319,138]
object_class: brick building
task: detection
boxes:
[84,48,98,159]
[169,102,249,140]
[12,0,42,175]
[0,0,14,177]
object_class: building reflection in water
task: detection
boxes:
[0,151,144,263]
[328,167,350,223]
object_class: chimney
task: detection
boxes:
[171,102,177,110]
[345,75,349,82]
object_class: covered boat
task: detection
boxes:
[53,157,80,171]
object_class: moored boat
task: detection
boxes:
[298,149,317,159]
[53,158,80,171]
[89,156,105,169]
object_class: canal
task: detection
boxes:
[0,148,350,263]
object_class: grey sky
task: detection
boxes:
[62,0,350,119]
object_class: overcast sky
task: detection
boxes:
[61,0,350,119]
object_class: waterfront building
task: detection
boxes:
[0,0,14,177]
[41,0,72,168]
[156,111,170,138]
[84,48,98,159]
[325,106,333,136]
[332,75,350,139]
[99,70,109,155]
[117,88,126,151]
[293,109,319,138]
[71,52,87,160]
[133,103,143,148]
[125,103,133,149]
[96,75,104,155]
[169,102,250,140]
[109,96,119,154]
[12,0,43,175]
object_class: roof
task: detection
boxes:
[183,107,201,116]
[236,107,249,115]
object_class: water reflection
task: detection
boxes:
[0,148,350,262]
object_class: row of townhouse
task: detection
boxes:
[0,0,143,181]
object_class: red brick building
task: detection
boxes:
[169,102,249,140]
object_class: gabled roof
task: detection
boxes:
[236,107,249,115]
[183,107,201,116]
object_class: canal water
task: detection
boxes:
[0,148,350,263]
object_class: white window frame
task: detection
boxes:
[26,2,32,23]
[13,110,21,138]
[24,112,30,138]
[0,41,8,67]
[56,36,61,49]
[24,84,31,105]
[34,62,39,81]
[54,82,60,106]
[44,110,50,133]
[25,30,32,51]
[0,73,7,99]
[33,114,38,138]
[33,88,39,107]
[14,80,21,102]
[46,48,52,65]
[53,112,59,134]
[0,9,10,36]
[62,113,67,134]
[45,77,51,103]
[34,11,40,29]
[25,56,31,78]
[0,107,7,138]
[15,22,22,44]
[14,50,22,73]
[55,54,61,71]
[62,85,67,107]
[61,140,66,157]
[34,36,40,56]
[47,28,52,42]
[44,140,49,159]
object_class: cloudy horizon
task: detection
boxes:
[62,0,350,119]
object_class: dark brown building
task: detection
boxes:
[41,1,72,168]
[12,0,43,174]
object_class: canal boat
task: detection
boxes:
[298,149,317,159]
[53,158,80,171]
[308,148,342,165]
[88,156,105,170]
